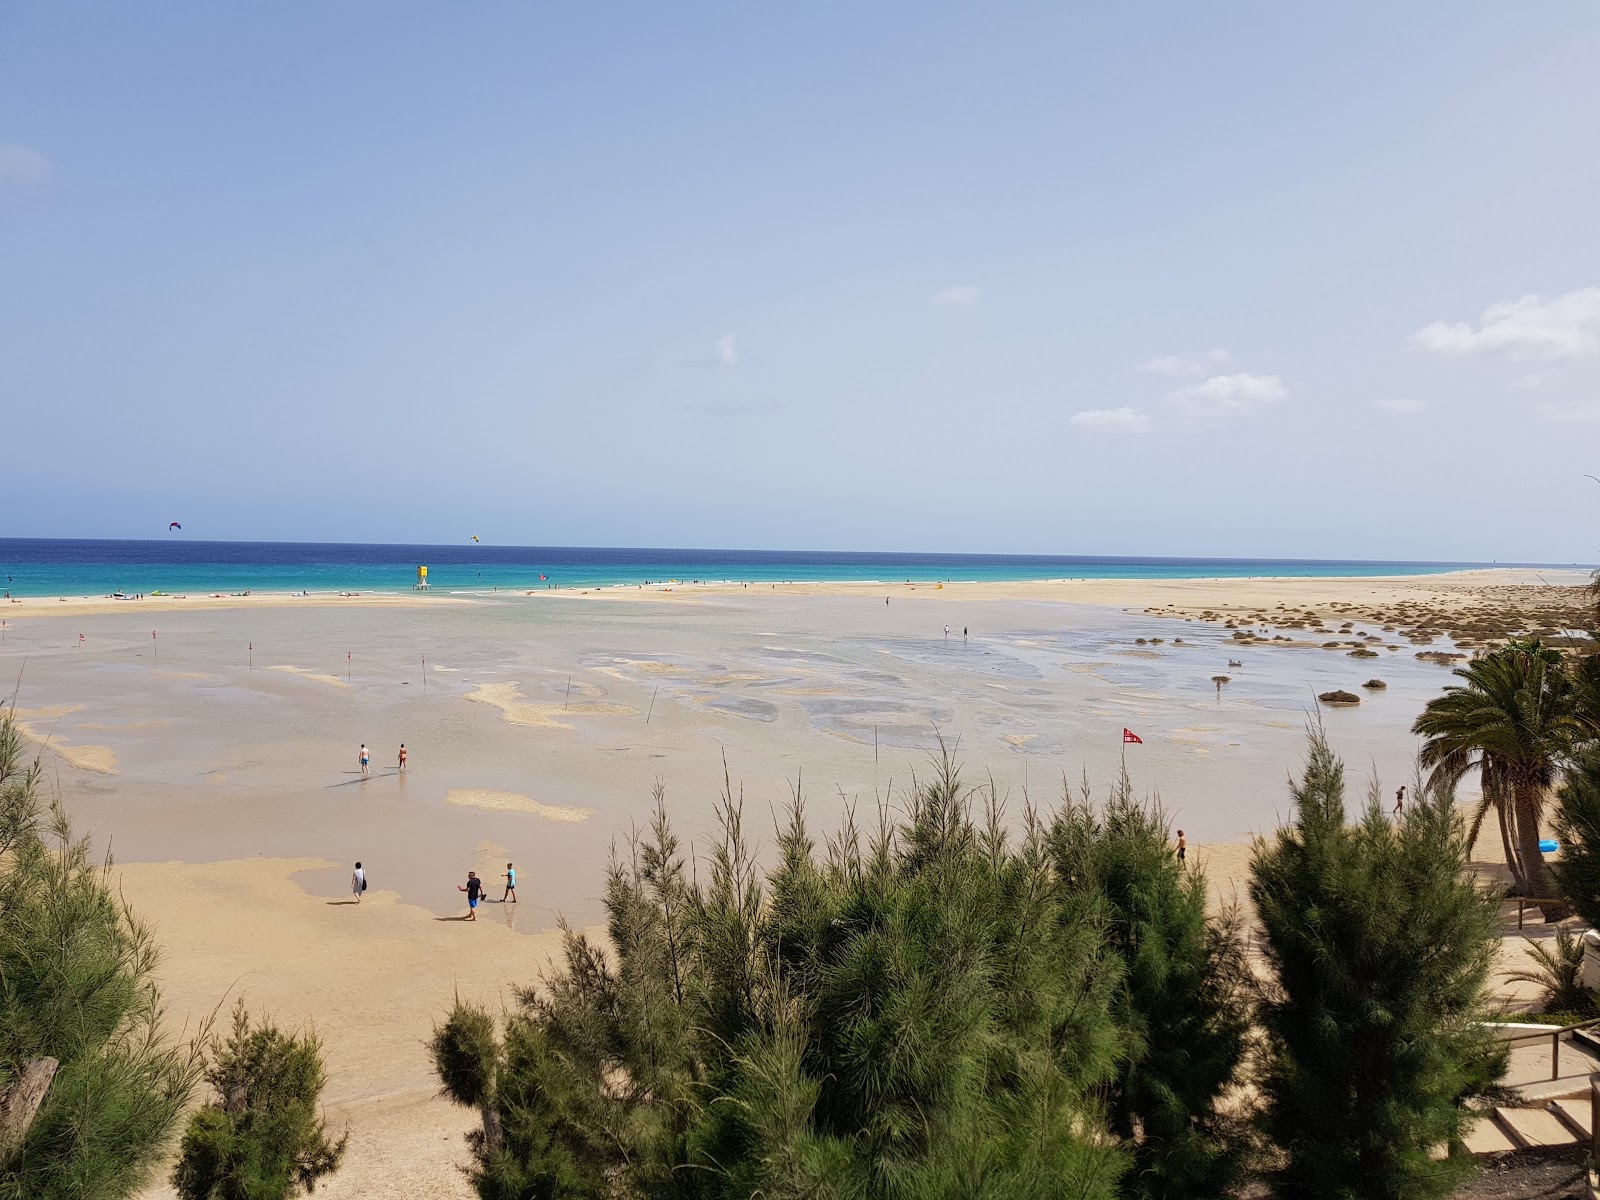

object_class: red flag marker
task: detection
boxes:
[1122,728,1143,745]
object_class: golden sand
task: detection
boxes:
[268,664,350,689]
[445,789,595,822]
[12,706,118,774]
[464,681,637,730]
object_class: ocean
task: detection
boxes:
[0,538,1541,598]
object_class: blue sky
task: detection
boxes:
[2,3,1597,561]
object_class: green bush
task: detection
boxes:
[1251,732,1506,1200]
[1554,753,1600,933]
[1049,773,1250,1200]
[433,755,1133,1199]
[0,705,203,1200]
[171,1002,345,1200]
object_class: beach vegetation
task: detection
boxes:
[1553,751,1600,936]
[171,1001,345,1200]
[1413,638,1578,914]
[1502,927,1596,1018]
[1251,730,1506,1200]
[432,751,1141,1199]
[0,705,205,1200]
[1048,773,1251,1200]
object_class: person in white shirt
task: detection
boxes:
[352,861,366,903]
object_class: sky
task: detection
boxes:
[2,3,1598,562]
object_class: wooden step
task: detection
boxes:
[1497,1106,1580,1149]
[1462,1113,1518,1155]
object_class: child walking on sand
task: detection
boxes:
[352,861,366,903]
[501,863,517,903]
[458,870,482,920]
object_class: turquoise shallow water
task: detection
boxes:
[0,537,1543,598]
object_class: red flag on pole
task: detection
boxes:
[1122,728,1143,744]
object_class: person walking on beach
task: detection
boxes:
[501,862,517,903]
[352,861,366,903]
[1176,829,1187,865]
[1394,785,1406,817]
[944,624,950,639]
[359,743,370,776]
[458,870,483,920]
[398,743,408,772]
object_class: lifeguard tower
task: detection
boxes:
[414,565,431,590]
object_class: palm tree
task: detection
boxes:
[1413,639,1579,917]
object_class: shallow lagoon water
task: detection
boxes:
[0,588,1475,931]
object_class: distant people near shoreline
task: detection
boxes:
[398,743,407,772]
[1176,829,1187,865]
[359,743,370,776]
[1394,785,1405,817]
[352,861,365,903]
[501,862,517,903]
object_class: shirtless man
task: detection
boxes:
[1176,829,1187,865]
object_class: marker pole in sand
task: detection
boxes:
[646,686,658,724]
[248,642,253,670]
[422,656,426,695]
[874,724,879,764]
[152,630,157,663]
[347,650,351,683]
[564,675,572,710]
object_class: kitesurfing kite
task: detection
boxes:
[169,522,182,532]
[471,535,480,543]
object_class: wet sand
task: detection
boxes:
[0,568,1583,1194]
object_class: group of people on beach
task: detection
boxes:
[348,858,518,920]
[348,741,518,920]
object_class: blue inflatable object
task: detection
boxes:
[1539,839,1560,854]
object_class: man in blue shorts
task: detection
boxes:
[458,870,482,920]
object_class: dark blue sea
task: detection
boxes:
[0,539,1537,598]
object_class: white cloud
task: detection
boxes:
[1411,288,1600,363]
[714,333,738,367]
[933,285,978,307]
[1166,371,1286,415]
[1534,399,1600,423]
[0,143,50,186]
[1069,406,1151,433]
[1139,348,1232,379]
[1373,397,1428,415]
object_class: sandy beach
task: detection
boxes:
[0,567,1585,1194]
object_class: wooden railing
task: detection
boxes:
[1498,1016,1600,1082]
[1510,896,1570,930]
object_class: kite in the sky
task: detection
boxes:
[169,522,182,532]
[471,535,480,543]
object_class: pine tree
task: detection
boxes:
[432,751,1129,1199]
[1048,773,1249,1200]
[0,706,204,1200]
[171,1002,346,1200]
[1251,732,1506,1200]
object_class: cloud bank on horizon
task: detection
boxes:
[1,5,1597,563]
